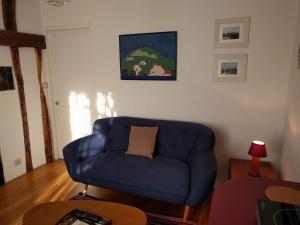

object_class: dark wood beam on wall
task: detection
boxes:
[1,0,53,169]
[2,0,16,31]
[10,47,33,172]
[2,0,33,172]
[0,30,46,49]
[35,49,54,163]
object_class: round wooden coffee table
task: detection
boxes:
[23,200,147,225]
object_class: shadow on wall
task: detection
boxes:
[68,92,117,141]
[209,125,231,183]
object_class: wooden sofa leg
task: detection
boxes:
[82,184,88,199]
[183,205,191,222]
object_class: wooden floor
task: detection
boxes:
[0,160,211,225]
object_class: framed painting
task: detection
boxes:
[0,67,14,91]
[213,54,248,82]
[214,17,250,48]
[119,31,177,80]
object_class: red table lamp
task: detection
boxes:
[248,140,267,177]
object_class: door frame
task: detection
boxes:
[43,24,94,159]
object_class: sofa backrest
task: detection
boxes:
[92,116,215,162]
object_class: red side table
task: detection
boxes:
[229,158,279,179]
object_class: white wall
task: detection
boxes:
[39,0,299,181]
[0,0,46,182]
[281,1,300,182]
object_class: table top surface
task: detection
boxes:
[230,158,279,179]
[23,200,147,225]
[208,177,300,225]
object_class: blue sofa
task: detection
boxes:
[63,117,216,215]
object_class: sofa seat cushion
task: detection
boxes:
[83,151,190,197]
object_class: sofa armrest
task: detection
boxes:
[63,134,106,182]
[186,149,217,206]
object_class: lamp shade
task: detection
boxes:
[248,140,267,158]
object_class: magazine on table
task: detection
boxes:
[56,209,111,225]
[256,199,300,225]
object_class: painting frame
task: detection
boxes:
[213,54,248,82]
[119,31,177,81]
[214,17,250,48]
[0,66,15,91]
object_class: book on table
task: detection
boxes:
[256,199,300,225]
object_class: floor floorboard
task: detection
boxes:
[0,160,211,225]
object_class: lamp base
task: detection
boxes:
[249,156,261,177]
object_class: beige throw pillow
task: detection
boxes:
[126,126,159,159]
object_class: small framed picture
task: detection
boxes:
[0,67,14,91]
[214,17,250,48]
[213,54,248,82]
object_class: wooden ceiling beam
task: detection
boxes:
[0,30,46,49]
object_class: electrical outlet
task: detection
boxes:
[14,158,22,166]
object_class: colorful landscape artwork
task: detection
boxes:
[119,31,177,80]
[0,67,14,91]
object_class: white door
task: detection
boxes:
[46,27,93,159]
